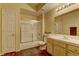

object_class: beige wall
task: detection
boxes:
[45,9,56,33]
[37,14,42,40]
[55,9,79,36]
[55,18,63,34]
[21,14,37,21]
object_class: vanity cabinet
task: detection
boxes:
[47,38,79,56]
[53,40,66,56]
[47,38,66,56]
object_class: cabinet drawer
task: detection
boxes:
[47,38,54,43]
[54,40,66,48]
[67,50,79,56]
[68,45,79,53]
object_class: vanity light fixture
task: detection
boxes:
[56,3,75,12]
[56,6,62,12]
[66,3,70,6]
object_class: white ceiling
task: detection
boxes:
[39,3,64,13]
[21,3,65,15]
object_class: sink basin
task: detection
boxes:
[48,34,79,40]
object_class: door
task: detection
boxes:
[2,8,16,53]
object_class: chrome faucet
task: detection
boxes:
[63,36,68,39]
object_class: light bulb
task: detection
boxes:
[62,5,65,8]
[66,3,70,6]
[58,7,62,11]
[56,8,58,12]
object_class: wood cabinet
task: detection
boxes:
[67,50,79,56]
[67,45,79,56]
[47,38,79,56]
[47,38,54,55]
[54,45,66,56]
[53,40,66,56]
[54,40,66,48]
[67,45,79,54]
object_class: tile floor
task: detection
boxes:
[2,46,51,56]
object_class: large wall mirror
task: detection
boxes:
[54,9,79,36]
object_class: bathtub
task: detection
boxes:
[20,40,46,50]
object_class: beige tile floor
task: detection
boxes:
[18,47,40,56]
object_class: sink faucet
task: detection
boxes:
[63,36,68,39]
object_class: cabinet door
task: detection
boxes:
[47,39,54,55]
[54,45,66,56]
[2,8,17,53]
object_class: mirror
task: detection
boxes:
[54,9,79,36]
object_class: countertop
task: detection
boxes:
[47,34,79,46]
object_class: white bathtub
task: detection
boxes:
[20,41,45,50]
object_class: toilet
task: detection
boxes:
[38,35,47,50]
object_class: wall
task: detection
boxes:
[45,9,56,34]
[55,18,63,34]
[21,13,37,21]
[37,14,43,40]
[55,9,79,36]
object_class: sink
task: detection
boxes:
[62,36,69,40]
[48,34,79,40]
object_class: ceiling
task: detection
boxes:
[24,3,65,15]
[40,3,64,13]
[27,3,64,13]
[27,3,45,11]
